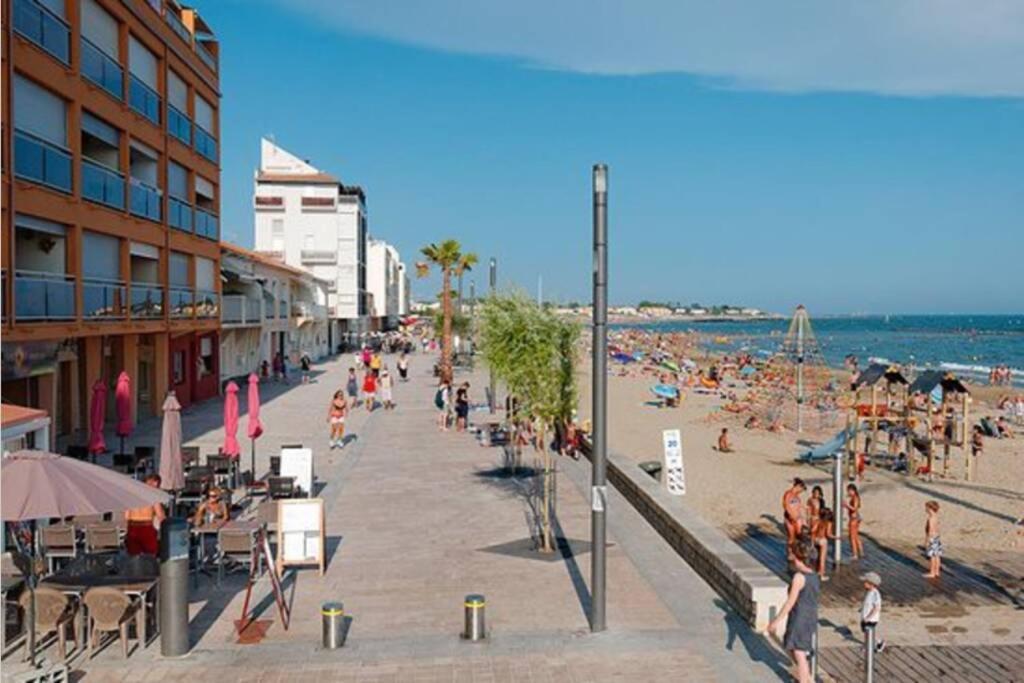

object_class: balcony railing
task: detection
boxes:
[129,178,162,222]
[254,196,284,210]
[195,290,219,318]
[130,283,163,318]
[81,36,123,100]
[222,295,262,325]
[14,270,75,321]
[129,74,160,124]
[168,197,193,232]
[13,0,70,65]
[195,208,219,240]
[82,159,126,210]
[14,129,72,192]
[169,287,193,318]
[292,301,327,320]
[195,126,217,162]
[195,41,217,71]
[82,277,125,319]
[300,249,337,265]
[164,8,192,45]
[168,105,192,146]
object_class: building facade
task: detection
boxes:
[252,138,367,349]
[2,0,223,449]
[366,238,403,331]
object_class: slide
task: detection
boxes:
[796,428,852,462]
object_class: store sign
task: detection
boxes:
[662,429,686,495]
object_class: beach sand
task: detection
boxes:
[578,368,1023,552]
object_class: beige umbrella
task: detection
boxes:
[158,391,185,491]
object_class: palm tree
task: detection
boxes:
[454,253,479,314]
[417,240,477,382]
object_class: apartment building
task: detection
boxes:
[219,242,329,385]
[1,0,222,449]
[252,138,368,349]
[366,238,403,331]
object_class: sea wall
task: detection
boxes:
[580,440,787,630]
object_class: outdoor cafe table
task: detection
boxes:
[41,554,160,650]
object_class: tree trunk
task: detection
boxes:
[441,267,453,382]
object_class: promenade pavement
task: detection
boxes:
[8,353,787,682]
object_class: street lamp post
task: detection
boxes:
[591,163,608,633]
[489,258,497,414]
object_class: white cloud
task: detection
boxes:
[279,0,1024,97]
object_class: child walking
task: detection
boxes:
[327,390,348,449]
[859,571,886,653]
[924,501,943,579]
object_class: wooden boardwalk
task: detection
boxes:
[819,644,1024,682]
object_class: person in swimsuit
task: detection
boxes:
[327,390,348,449]
[783,478,807,554]
[845,483,864,559]
[124,474,166,556]
[924,500,942,579]
[346,368,359,409]
[193,487,229,527]
[767,534,820,683]
[362,370,377,411]
[716,428,733,453]
[455,383,470,432]
[808,486,824,531]
[812,507,834,578]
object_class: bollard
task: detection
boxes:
[159,518,191,658]
[463,594,486,641]
[810,625,819,682]
[321,602,345,649]
[864,623,875,683]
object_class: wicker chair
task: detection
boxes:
[181,446,201,471]
[217,528,258,584]
[82,587,139,659]
[84,525,122,555]
[18,586,78,661]
[41,524,77,573]
[267,476,295,499]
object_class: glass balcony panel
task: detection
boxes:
[129,179,162,222]
[169,288,193,318]
[129,75,161,124]
[168,106,192,146]
[195,208,219,240]
[82,159,125,209]
[195,127,218,162]
[81,37,123,100]
[165,10,191,45]
[82,278,125,318]
[131,284,164,318]
[14,130,72,192]
[195,290,219,318]
[14,271,75,320]
[13,0,70,65]
[168,197,193,232]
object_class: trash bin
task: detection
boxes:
[638,461,662,481]
[321,602,345,649]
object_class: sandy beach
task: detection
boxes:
[578,361,1023,553]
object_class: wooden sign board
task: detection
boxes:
[276,498,325,575]
[280,447,314,497]
[662,429,686,495]
[238,527,290,632]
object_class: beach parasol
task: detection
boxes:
[222,381,241,459]
[245,373,264,479]
[87,379,107,459]
[158,391,185,492]
[651,384,680,400]
[2,450,170,666]
[115,370,132,456]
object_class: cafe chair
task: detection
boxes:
[133,446,155,478]
[181,446,201,472]
[267,476,295,499]
[217,528,258,584]
[83,587,139,659]
[269,455,281,476]
[112,452,135,474]
[41,524,78,573]
[18,586,78,661]
[85,525,122,555]
[71,514,106,527]
[207,454,233,487]
[66,445,90,461]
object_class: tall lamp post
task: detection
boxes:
[591,163,608,633]
[488,258,497,414]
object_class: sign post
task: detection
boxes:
[662,429,686,495]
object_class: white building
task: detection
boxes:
[397,262,410,317]
[366,239,404,330]
[253,138,368,348]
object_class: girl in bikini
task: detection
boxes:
[327,390,348,449]
[845,483,864,559]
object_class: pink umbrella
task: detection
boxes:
[222,381,241,458]
[246,373,263,478]
[87,379,107,457]
[115,371,132,456]
[158,392,185,491]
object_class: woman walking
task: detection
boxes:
[362,369,377,412]
[326,390,348,449]
[455,383,470,432]
[397,353,409,382]
[767,535,821,683]
[380,367,394,410]
[845,483,864,559]
[346,368,359,409]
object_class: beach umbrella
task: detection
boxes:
[245,373,264,479]
[87,379,107,458]
[222,381,241,459]
[2,450,170,665]
[158,392,185,492]
[651,384,680,399]
[115,370,132,456]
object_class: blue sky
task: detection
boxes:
[207,1,1023,314]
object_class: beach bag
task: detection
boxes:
[434,389,445,410]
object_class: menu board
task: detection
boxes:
[276,498,325,575]
[280,447,314,497]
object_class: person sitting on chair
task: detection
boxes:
[193,487,229,527]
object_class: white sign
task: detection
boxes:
[591,486,607,512]
[280,447,314,497]
[663,429,686,495]
[277,498,325,575]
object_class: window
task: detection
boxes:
[12,0,70,65]
[169,251,190,287]
[167,70,191,145]
[168,161,188,199]
[194,175,217,240]
[128,36,159,124]
[13,75,71,191]
[80,112,124,209]
[172,350,185,384]
[194,94,217,160]
[129,141,160,220]
[81,231,123,318]
[168,161,191,231]
[199,335,215,375]
[80,0,122,99]
[81,0,118,57]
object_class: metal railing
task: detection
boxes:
[14,270,75,321]
[82,277,125,319]
[130,283,164,318]
[169,197,193,232]
[164,8,192,45]
[221,295,262,325]
[129,74,160,124]
[80,36,123,100]
[14,129,72,193]
[195,207,219,240]
[168,104,192,146]
[82,159,126,209]
[300,249,337,265]
[129,178,162,222]
[168,287,193,318]
[195,126,217,162]
[13,0,70,65]
[195,41,217,71]
[195,290,219,318]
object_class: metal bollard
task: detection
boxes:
[864,623,875,683]
[321,602,345,649]
[810,625,819,682]
[463,594,486,641]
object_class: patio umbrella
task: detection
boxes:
[245,373,264,479]
[222,381,241,458]
[115,370,132,456]
[2,450,170,666]
[87,379,107,458]
[158,391,185,492]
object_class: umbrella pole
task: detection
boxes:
[251,439,256,483]
[27,521,37,668]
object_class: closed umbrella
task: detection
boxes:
[246,373,264,479]
[222,381,241,458]
[158,392,185,492]
[115,370,132,456]
[87,379,107,458]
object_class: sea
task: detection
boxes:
[616,314,1024,386]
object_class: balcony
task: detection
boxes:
[164,8,192,44]
[129,75,160,125]
[195,208,219,240]
[81,37,123,100]
[14,270,75,321]
[168,105,192,146]
[129,178,162,222]
[292,301,327,321]
[82,159,126,210]
[222,295,262,326]
[168,197,193,232]
[300,249,337,265]
[254,196,284,210]
[82,277,126,319]
[195,290,219,318]
[196,41,217,71]
[14,129,72,193]
[130,283,163,319]
[195,126,218,162]
[13,0,70,65]
[169,287,193,318]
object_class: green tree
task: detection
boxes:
[454,252,478,314]
[417,240,478,382]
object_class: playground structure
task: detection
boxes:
[906,371,972,480]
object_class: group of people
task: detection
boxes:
[988,365,1015,386]
[326,349,410,449]
[435,379,472,432]
[123,473,229,558]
